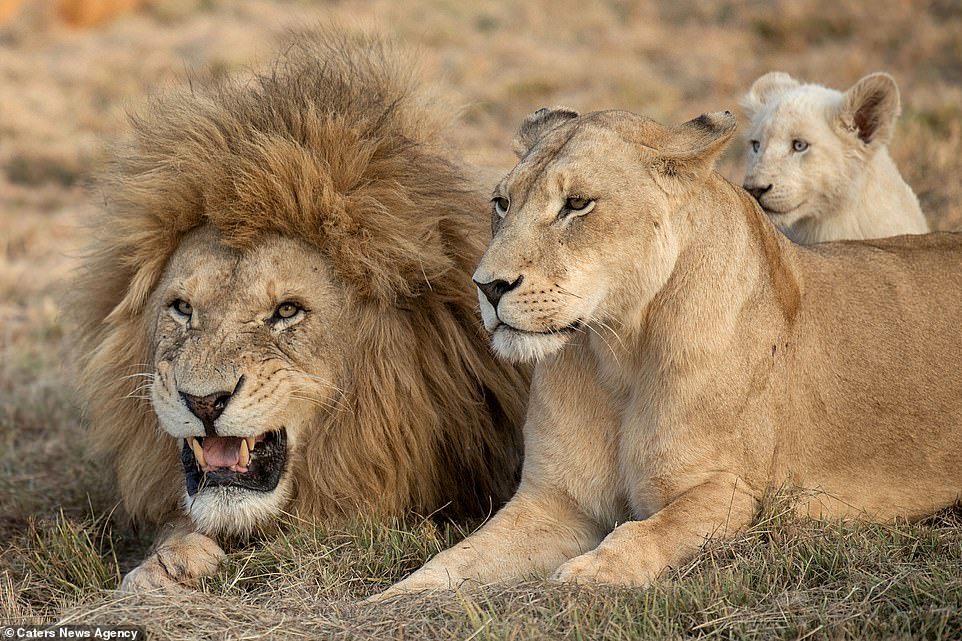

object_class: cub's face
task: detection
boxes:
[741,72,901,236]
[148,227,347,535]
[473,112,685,363]
[742,88,855,231]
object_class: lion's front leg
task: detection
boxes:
[553,475,757,587]
[370,484,605,601]
[120,521,224,593]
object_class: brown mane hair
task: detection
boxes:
[73,30,528,526]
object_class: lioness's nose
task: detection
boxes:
[474,275,524,309]
[181,390,233,434]
[744,183,773,200]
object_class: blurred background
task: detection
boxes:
[2,0,962,572]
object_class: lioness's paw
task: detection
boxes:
[551,549,656,587]
[120,532,225,593]
[365,567,478,604]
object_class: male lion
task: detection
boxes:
[375,107,962,596]
[73,34,528,592]
[742,71,928,243]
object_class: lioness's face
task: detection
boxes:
[742,89,856,231]
[473,113,682,363]
[148,227,347,535]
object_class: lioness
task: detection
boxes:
[73,33,528,592]
[375,107,962,595]
[742,71,928,243]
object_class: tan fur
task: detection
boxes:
[72,32,528,590]
[375,108,962,596]
[741,72,928,243]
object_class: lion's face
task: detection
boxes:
[742,91,854,231]
[147,226,347,535]
[741,72,901,236]
[474,111,693,363]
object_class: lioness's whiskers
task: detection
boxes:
[556,286,584,300]
[594,319,627,351]
[584,323,621,365]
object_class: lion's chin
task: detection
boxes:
[491,324,577,363]
[183,482,291,537]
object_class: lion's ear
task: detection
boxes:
[742,72,799,120]
[512,106,579,158]
[654,111,737,187]
[836,72,900,147]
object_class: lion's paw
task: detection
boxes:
[120,532,225,593]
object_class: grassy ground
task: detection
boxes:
[2,1,962,638]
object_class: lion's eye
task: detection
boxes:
[272,302,303,321]
[750,140,760,153]
[171,299,192,317]
[560,196,595,219]
[492,196,509,218]
[792,139,809,153]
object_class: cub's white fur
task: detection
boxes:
[742,71,928,243]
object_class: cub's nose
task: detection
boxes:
[744,183,773,200]
[473,275,524,309]
[181,390,233,435]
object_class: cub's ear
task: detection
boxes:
[837,72,900,147]
[654,111,737,188]
[742,72,799,120]
[512,106,579,158]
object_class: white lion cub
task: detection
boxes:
[741,71,928,243]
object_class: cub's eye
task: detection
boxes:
[272,301,303,321]
[750,140,760,153]
[492,196,509,218]
[171,299,192,317]
[560,196,595,219]
[792,139,809,152]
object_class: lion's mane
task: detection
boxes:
[74,31,528,526]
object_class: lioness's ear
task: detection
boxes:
[837,72,900,147]
[654,111,737,186]
[512,106,579,158]
[742,72,799,120]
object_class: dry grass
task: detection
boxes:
[2,1,962,638]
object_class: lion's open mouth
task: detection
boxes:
[181,429,288,496]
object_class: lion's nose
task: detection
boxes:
[181,390,233,435]
[744,183,773,200]
[473,275,524,309]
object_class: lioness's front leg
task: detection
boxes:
[371,483,606,600]
[553,475,757,587]
[373,343,621,600]
[120,518,224,592]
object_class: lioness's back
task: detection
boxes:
[782,232,962,517]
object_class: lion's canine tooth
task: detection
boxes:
[239,438,250,467]
[246,436,256,452]
[190,438,206,468]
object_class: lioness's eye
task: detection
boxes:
[492,196,509,218]
[750,140,760,153]
[171,299,192,317]
[792,139,809,152]
[273,302,303,320]
[559,196,595,219]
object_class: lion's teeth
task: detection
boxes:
[190,438,206,468]
[239,438,250,467]
[245,437,256,452]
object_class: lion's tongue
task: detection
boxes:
[203,436,241,469]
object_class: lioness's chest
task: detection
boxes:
[593,344,741,519]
